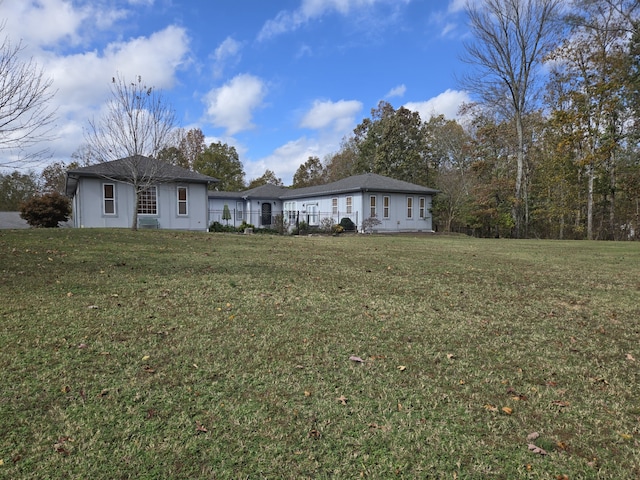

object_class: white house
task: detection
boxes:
[65,156,217,230]
[208,173,438,233]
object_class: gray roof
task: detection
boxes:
[279,173,438,200]
[66,155,218,196]
[208,173,437,202]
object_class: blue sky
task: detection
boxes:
[3,0,474,184]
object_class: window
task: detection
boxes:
[370,196,376,217]
[284,201,296,223]
[138,187,157,215]
[332,197,338,215]
[177,186,188,215]
[103,183,115,215]
[419,197,426,219]
[383,196,390,219]
[407,197,413,219]
[346,196,352,214]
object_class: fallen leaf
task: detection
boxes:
[502,406,513,415]
[337,395,348,405]
[77,343,87,349]
[0,459,3,465]
[308,429,321,439]
[87,305,99,309]
[484,404,498,412]
[447,353,455,360]
[195,421,207,433]
[527,432,540,441]
[143,365,155,373]
[349,355,364,363]
[528,443,548,455]
[551,400,569,407]
[66,292,73,297]
[620,433,633,440]
[141,355,150,361]
[98,389,109,397]
[304,390,311,397]
[61,385,70,393]
[626,353,636,362]
[397,365,406,371]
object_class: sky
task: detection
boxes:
[2,0,476,185]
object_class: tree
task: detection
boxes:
[0,170,40,210]
[247,169,283,189]
[546,0,633,239]
[324,137,360,182]
[292,156,326,187]
[426,115,475,232]
[0,22,56,166]
[179,128,206,170]
[157,127,205,170]
[352,101,431,185]
[41,161,77,194]
[193,141,245,191]
[462,0,562,237]
[19,191,70,227]
[84,74,177,230]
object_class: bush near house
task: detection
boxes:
[339,217,356,232]
[19,191,71,228]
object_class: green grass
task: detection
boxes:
[0,229,639,479]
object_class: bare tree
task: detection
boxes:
[0,22,56,166]
[84,74,177,229]
[462,0,561,237]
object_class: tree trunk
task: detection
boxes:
[131,187,139,231]
[514,114,525,238]
[587,163,594,240]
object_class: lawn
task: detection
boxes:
[0,229,638,479]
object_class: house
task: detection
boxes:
[208,173,438,233]
[65,156,217,230]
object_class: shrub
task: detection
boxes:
[339,217,356,232]
[273,214,287,235]
[293,221,309,235]
[332,224,344,235]
[209,221,236,233]
[19,192,71,228]
[237,221,255,233]
[319,217,335,234]
[362,215,382,234]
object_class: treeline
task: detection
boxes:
[294,0,640,240]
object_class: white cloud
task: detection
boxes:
[258,0,410,41]
[204,74,267,135]
[43,25,190,111]
[300,99,362,132]
[404,89,471,120]
[212,36,242,78]
[385,84,406,98]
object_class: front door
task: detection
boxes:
[261,202,272,226]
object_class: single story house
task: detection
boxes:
[65,156,217,230]
[208,173,438,233]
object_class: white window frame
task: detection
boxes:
[369,195,376,218]
[383,196,390,219]
[407,196,413,219]
[103,183,116,215]
[346,196,353,214]
[332,197,338,215]
[138,186,158,215]
[177,186,188,216]
[419,197,426,219]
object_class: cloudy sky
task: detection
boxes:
[2,0,474,184]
